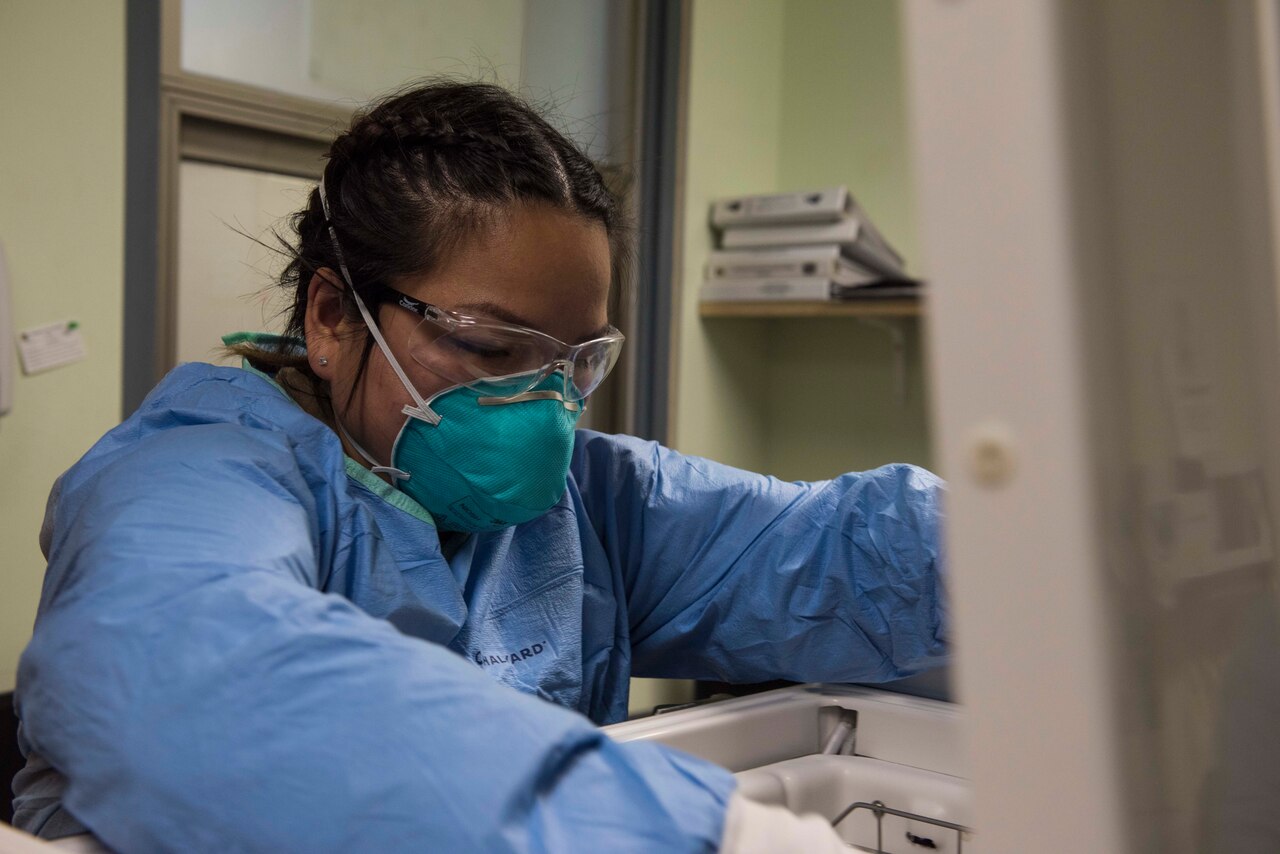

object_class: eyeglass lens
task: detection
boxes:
[406,317,621,402]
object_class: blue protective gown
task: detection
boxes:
[12,361,947,853]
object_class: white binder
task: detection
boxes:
[710,186,849,228]
[701,272,920,303]
[706,245,880,281]
[719,218,905,276]
[700,276,838,302]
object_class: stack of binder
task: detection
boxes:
[702,186,921,302]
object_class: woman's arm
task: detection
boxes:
[571,430,949,683]
[18,423,735,853]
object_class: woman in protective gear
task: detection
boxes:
[12,81,947,853]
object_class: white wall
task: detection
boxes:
[907,0,1280,849]
[520,0,617,161]
[0,1,126,691]
[182,0,341,101]
[181,0,618,157]
[175,162,313,363]
[308,0,526,99]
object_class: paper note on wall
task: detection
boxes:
[18,320,86,375]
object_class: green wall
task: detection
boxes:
[630,0,789,715]
[764,317,932,480]
[767,0,931,478]
[776,0,918,276]
[0,1,127,690]
[674,0,932,482]
[671,0,786,472]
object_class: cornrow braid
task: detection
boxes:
[234,79,628,409]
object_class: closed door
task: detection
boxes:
[175,161,314,365]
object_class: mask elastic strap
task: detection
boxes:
[333,410,411,483]
[347,288,441,425]
[317,177,441,426]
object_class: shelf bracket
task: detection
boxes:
[856,317,910,407]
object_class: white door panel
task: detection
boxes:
[176,161,313,365]
[906,1,1280,851]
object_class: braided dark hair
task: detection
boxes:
[237,79,629,411]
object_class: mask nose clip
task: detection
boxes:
[474,362,582,411]
[528,360,577,404]
[553,359,576,402]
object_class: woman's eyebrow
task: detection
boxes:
[452,301,537,328]
[452,301,613,341]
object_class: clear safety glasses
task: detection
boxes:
[375,284,625,404]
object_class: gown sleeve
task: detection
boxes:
[16,422,735,853]
[571,430,949,683]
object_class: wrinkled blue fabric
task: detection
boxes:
[12,362,947,853]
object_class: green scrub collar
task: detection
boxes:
[221,332,435,526]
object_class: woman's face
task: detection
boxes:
[305,202,613,472]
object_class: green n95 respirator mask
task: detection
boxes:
[340,288,583,532]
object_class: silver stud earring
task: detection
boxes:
[318,356,329,367]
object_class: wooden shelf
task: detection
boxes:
[698,298,923,319]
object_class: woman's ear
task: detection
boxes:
[304,269,348,379]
